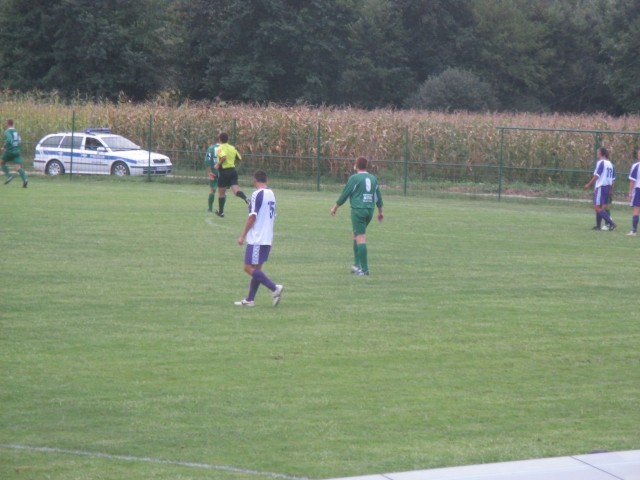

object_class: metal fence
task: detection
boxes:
[12,111,640,201]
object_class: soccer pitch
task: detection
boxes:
[1,178,638,480]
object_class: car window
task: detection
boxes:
[102,135,140,151]
[60,135,83,149]
[84,137,104,151]
[40,135,64,147]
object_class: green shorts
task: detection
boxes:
[2,151,22,164]
[209,177,218,189]
[351,208,374,235]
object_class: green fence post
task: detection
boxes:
[403,126,409,196]
[147,114,152,182]
[70,111,75,179]
[593,132,602,169]
[316,122,321,192]
[232,118,237,144]
[498,127,504,201]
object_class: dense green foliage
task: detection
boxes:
[0,0,638,113]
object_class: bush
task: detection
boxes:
[405,68,497,112]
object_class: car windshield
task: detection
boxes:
[102,135,141,151]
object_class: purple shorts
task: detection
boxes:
[244,244,271,266]
[593,185,611,206]
[632,188,640,207]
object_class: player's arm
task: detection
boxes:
[238,214,256,245]
[584,174,598,189]
[331,177,356,214]
[375,186,384,222]
[217,146,227,169]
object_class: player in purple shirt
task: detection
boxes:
[234,170,283,307]
[626,148,640,236]
[584,147,616,231]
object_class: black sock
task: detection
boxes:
[218,196,226,213]
[236,190,248,204]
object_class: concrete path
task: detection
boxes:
[325,449,640,480]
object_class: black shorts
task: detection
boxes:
[218,167,239,188]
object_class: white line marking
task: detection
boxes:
[0,444,309,480]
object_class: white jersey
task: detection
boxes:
[629,162,640,189]
[247,187,276,245]
[593,158,615,188]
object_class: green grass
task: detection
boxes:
[1,177,639,480]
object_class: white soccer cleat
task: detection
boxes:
[351,265,361,274]
[234,299,254,307]
[272,284,284,307]
[627,231,637,237]
[601,224,609,231]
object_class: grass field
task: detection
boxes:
[1,176,638,480]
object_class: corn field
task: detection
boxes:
[2,92,640,196]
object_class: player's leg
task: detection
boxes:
[629,193,640,235]
[355,233,368,275]
[599,187,615,228]
[208,180,216,212]
[229,172,248,204]
[593,189,603,229]
[217,185,227,217]
[1,157,12,183]
[349,236,360,273]
[352,210,373,275]
[14,155,27,187]
[236,245,281,305]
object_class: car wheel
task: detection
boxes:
[45,160,65,176]
[111,161,130,176]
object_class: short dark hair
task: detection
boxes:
[254,169,267,183]
[598,146,609,158]
[218,132,229,143]
[355,156,368,170]
[7,119,14,127]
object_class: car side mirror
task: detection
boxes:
[97,147,107,153]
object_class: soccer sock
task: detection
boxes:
[1,164,9,176]
[633,215,639,232]
[252,269,276,291]
[247,276,261,302]
[18,168,26,182]
[601,209,613,225]
[218,195,226,213]
[352,240,359,267]
[357,243,368,273]
[236,190,249,204]
[596,211,602,228]
[208,194,214,210]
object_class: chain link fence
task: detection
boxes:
[5,106,640,200]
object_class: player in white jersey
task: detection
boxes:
[584,146,616,231]
[626,149,640,236]
[234,170,283,307]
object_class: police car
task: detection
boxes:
[33,128,172,176]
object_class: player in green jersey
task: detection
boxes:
[330,156,384,276]
[1,119,28,188]
[204,139,220,212]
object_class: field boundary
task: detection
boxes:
[0,444,309,480]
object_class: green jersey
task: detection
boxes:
[4,127,21,155]
[336,171,383,210]
[204,143,219,173]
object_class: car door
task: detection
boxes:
[59,134,83,174]
[82,136,110,174]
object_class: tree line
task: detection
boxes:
[1,0,639,114]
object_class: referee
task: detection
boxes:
[214,132,249,217]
